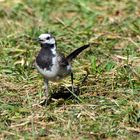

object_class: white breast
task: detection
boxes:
[35,56,60,80]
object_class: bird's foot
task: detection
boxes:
[39,97,51,106]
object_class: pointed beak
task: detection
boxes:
[32,38,43,42]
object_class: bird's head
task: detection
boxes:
[38,33,55,45]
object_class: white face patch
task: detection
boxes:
[39,33,55,44]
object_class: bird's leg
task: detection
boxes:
[44,78,49,99]
[40,78,49,106]
[71,72,74,93]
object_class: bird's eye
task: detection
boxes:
[46,37,50,40]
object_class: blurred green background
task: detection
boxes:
[0,0,140,139]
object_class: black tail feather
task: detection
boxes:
[66,44,90,62]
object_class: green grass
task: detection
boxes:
[0,0,140,139]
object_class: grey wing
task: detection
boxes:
[57,53,69,67]
[57,53,72,77]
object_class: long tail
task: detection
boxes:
[66,44,90,62]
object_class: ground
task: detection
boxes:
[0,0,140,139]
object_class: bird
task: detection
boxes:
[35,33,92,105]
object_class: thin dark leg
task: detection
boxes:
[40,78,49,106]
[44,78,49,99]
[71,72,74,92]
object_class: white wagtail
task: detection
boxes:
[35,33,92,105]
